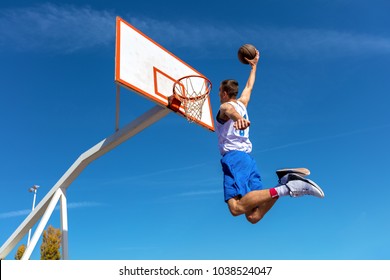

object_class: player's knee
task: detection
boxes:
[247,216,262,224]
[229,207,242,217]
[246,213,263,224]
[228,204,244,217]
[227,199,245,216]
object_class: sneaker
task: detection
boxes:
[278,168,310,184]
[285,173,325,198]
[276,167,310,181]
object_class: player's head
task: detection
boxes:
[220,79,239,98]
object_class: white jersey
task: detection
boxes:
[216,100,252,155]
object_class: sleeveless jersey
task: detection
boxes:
[216,101,252,155]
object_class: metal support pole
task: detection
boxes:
[22,189,62,260]
[59,188,69,260]
[115,85,120,132]
[0,105,170,259]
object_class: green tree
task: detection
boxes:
[15,244,26,260]
[40,225,62,260]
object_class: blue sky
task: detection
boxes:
[0,0,389,260]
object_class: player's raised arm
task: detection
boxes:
[238,50,260,107]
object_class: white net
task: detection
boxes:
[173,75,211,123]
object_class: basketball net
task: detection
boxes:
[172,75,212,123]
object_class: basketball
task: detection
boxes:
[237,44,257,64]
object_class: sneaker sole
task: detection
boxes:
[276,167,310,179]
[287,173,325,198]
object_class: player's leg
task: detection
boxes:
[227,189,274,216]
[227,174,324,217]
[245,198,278,224]
[224,151,271,216]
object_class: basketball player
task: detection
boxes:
[215,49,324,224]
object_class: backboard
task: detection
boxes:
[115,17,215,131]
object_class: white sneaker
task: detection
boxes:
[285,173,325,198]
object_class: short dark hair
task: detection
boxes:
[221,79,239,98]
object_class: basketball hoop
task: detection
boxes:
[170,75,212,123]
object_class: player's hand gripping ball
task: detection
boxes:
[237,44,257,64]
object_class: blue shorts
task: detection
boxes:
[221,150,263,202]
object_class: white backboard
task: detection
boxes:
[115,17,214,131]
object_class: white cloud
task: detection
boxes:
[125,16,390,58]
[100,162,209,186]
[258,27,390,58]
[0,3,115,53]
[161,189,221,201]
[66,201,104,209]
[174,189,221,197]
[0,209,31,219]
[255,123,390,153]
[1,3,389,58]
[0,201,104,219]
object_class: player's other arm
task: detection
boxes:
[238,50,260,107]
[219,103,250,130]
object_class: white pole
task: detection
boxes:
[27,186,39,246]
[59,188,69,260]
[22,189,62,260]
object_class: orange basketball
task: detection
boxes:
[237,44,257,64]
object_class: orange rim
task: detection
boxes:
[173,75,212,101]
